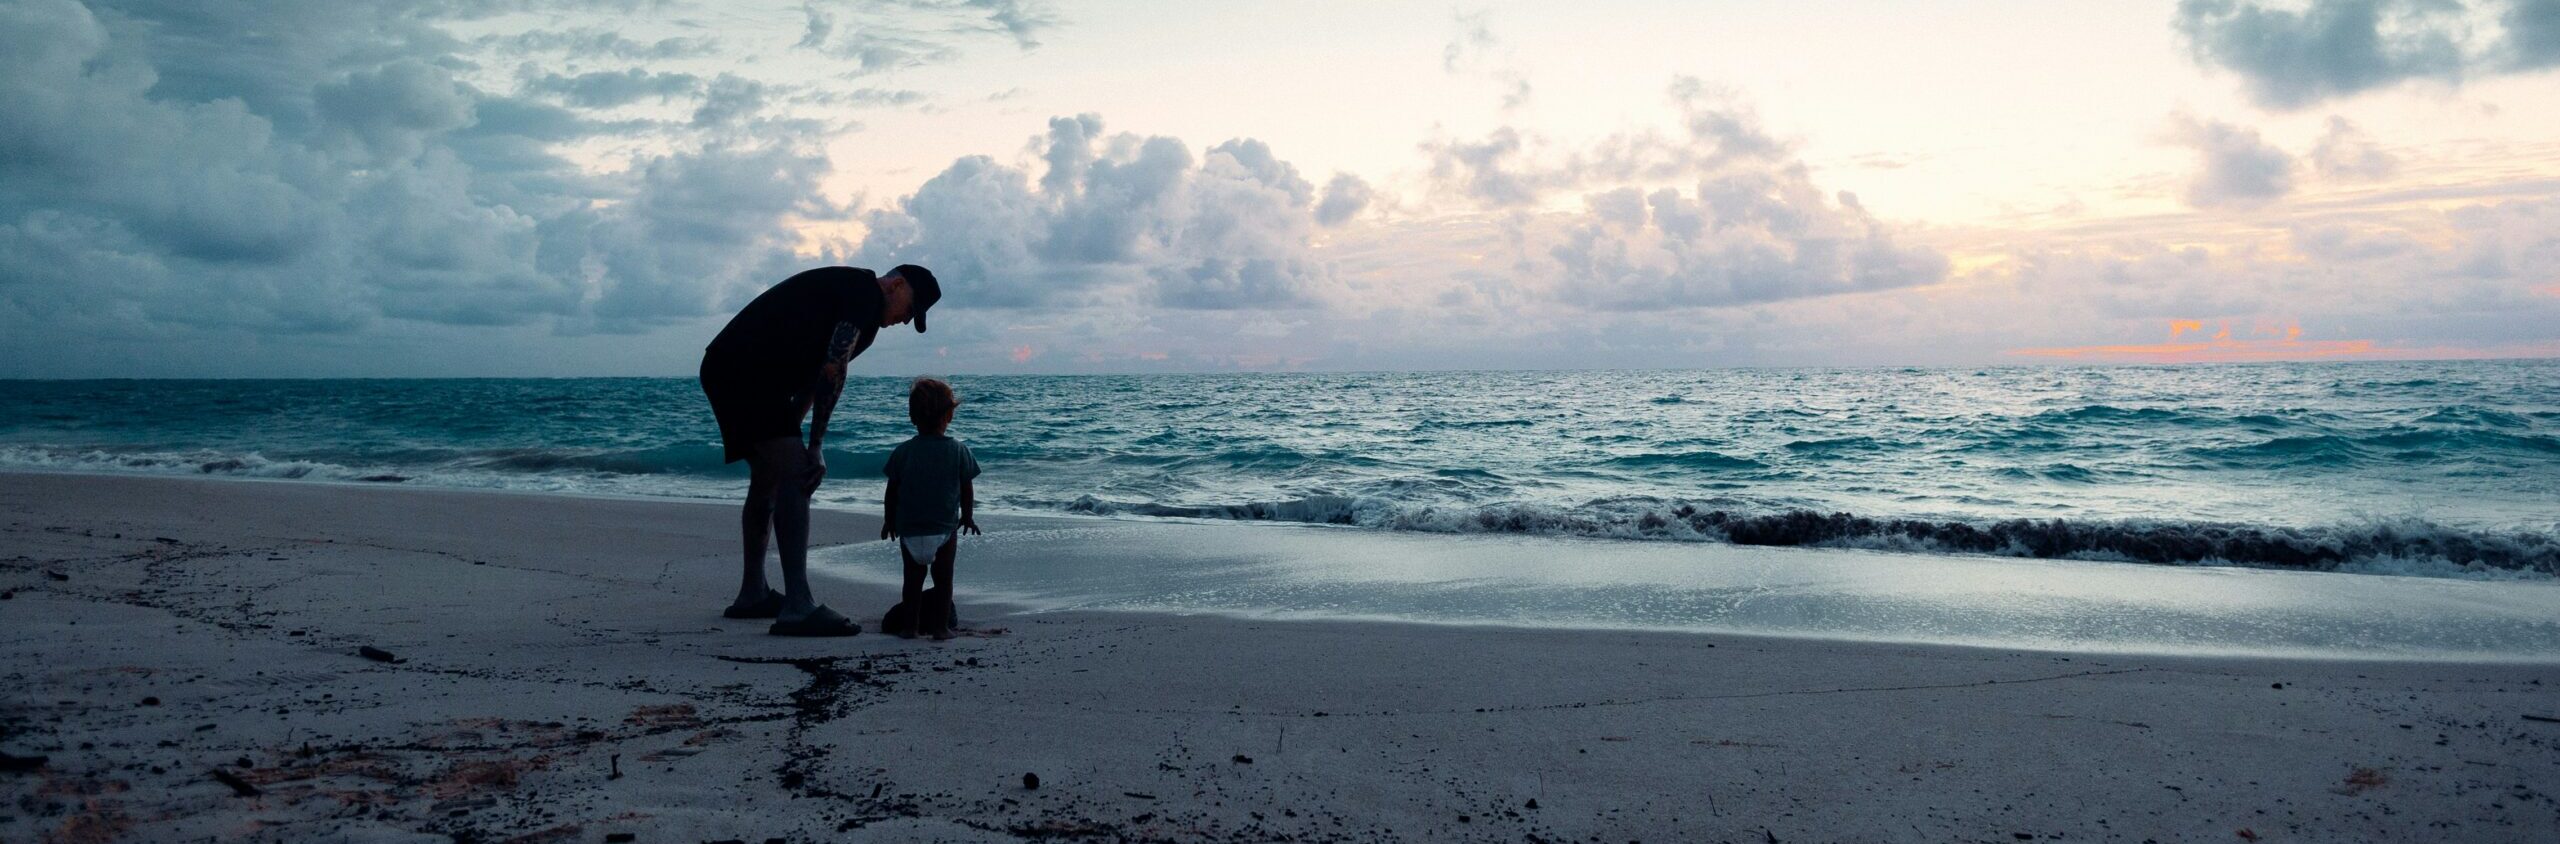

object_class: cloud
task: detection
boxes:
[1420,128,1565,207]
[1443,10,1531,110]
[2174,0,2560,109]
[570,143,836,326]
[1983,193,2560,347]
[855,115,1332,310]
[1406,80,1945,310]
[0,0,842,357]
[2309,116,2400,180]
[314,60,477,162]
[521,69,703,109]
[690,74,770,127]
[2170,114,2298,208]
[1421,78,1788,209]
[796,1,835,48]
[1551,179,1950,310]
[794,0,1058,74]
[805,87,931,109]
[2514,0,2560,68]
[1314,174,1373,227]
[967,0,1061,49]
[477,27,720,61]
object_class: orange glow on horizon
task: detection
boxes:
[2007,338,2381,363]
[2010,318,2395,362]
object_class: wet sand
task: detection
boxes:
[2,471,2555,842]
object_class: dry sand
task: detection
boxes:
[2,471,2556,842]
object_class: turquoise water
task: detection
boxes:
[3,360,2556,576]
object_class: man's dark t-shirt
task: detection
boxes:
[699,267,883,462]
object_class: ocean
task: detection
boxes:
[3,360,2556,580]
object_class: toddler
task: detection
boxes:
[881,377,980,639]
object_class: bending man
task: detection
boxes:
[699,264,940,636]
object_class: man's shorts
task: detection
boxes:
[700,355,804,464]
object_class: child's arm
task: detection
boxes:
[960,479,979,535]
[880,477,899,540]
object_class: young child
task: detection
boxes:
[881,377,980,640]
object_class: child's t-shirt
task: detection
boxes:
[883,433,980,537]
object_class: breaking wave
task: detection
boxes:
[1056,493,2559,577]
[0,443,743,498]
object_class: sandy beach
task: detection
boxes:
[4,471,2557,843]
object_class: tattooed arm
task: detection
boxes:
[799,320,871,493]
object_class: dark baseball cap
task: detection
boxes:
[893,264,939,332]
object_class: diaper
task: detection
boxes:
[899,531,954,564]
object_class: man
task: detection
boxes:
[700,264,940,636]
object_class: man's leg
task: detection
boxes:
[732,448,780,608]
[755,437,820,619]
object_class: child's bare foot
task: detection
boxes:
[929,628,956,641]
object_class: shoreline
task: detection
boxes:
[15,468,2560,665]
[3,472,2557,841]
[9,465,2558,585]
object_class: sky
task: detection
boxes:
[2,0,2557,378]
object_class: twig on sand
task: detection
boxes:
[210,767,261,797]
[2522,714,2560,724]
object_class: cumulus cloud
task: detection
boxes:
[690,74,771,127]
[0,0,837,357]
[2174,0,2560,109]
[315,60,477,162]
[1314,174,1373,226]
[1552,180,1949,310]
[1420,128,1564,207]
[1422,78,1788,209]
[855,115,1332,309]
[1409,79,1944,310]
[575,144,836,325]
[2309,116,2400,180]
[2170,114,2298,208]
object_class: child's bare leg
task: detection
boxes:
[928,538,957,640]
[897,542,926,638]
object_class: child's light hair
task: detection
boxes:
[908,377,958,433]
